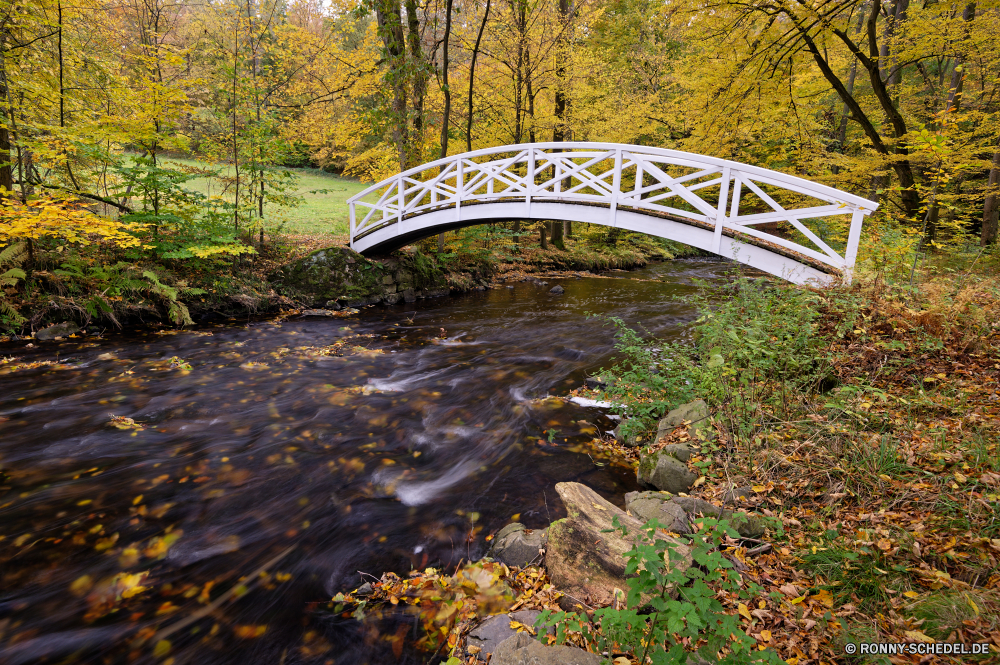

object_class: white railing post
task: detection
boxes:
[349,201,356,250]
[456,158,463,222]
[610,149,622,227]
[396,177,404,230]
[712,166,731,254]
[843,207,864,284]
[526,147,535,217]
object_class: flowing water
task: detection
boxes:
[0,258,735,664]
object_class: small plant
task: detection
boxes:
[0,242,27,327]
[535,517,781,664]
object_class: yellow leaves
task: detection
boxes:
[144,531,182,560]
[70,575,94,596]
[903,630,935,643]
[95,533,119,552]
[109,415,145,431]
[119,546,140,568]
[0,193,143,248]
[153,640,172,658]
[954,471,967,484]
[233,625,268,639]
[114,572,150,599]
[902,590,920,598]
[509,620,536,635]
[738,602,752,620]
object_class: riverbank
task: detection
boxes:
[333,270,1000,664]
[0,226,692,340]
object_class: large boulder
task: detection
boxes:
[490,632,601,665]
[545,482,690,610]
[486,523,547,568]
[466,611,553,662]
[636,450,698,494]
[626,491,766,539]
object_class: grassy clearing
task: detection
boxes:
[154,154,370,236]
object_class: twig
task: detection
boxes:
[150,544,296,644]
[746,543,773,556]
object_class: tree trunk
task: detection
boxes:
[466,0,491,152]
[376,0,409,169]
[539,223,547,250]
[550,217,564,249]
[0,29,12,198]
[983,148,1000,246]
[437,0,454,252]
[405,0,427,166]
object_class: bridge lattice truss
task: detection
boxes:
[349,143,878,283]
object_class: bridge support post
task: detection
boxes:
[609,149,622,227]
[712,166,731,254]
[843,208,864,284]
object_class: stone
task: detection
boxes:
[612,421,646,447]
[549,285,564,295]
[625,491,690,533]
[486,523,546,568]
[383,293,402,305]
[626,492,765,539]
[402,288,416,303]
[723,486,754,504]
[490,632,601,665]
[545,482,690,610]
[323,301,343,311]
[655,399,715,443]
[300,309,335,317]
[636,450,698,494]
[466,611,554,661]
[35,322,80,341]
[584,376,607,390]
[355,582,373,596]
[381,275,395,285]
[659,444,693,462]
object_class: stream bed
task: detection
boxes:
[0,258,735,664]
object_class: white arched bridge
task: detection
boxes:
[348,143,878,285]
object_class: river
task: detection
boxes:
[0,258,734,664]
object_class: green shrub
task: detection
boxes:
[535,517,781,664]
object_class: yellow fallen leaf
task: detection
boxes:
[153,640,171,657]
[693,476,706,488]
[70,575,93,596]
[954,472,967,483]
[790,595,806,605]
[878,474,892,482]
[903,591,920,599]
[738,603,752,620]
[760,629,772,642]
[904,630,934,643]
[751,485,766,492]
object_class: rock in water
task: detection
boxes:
[35,321,80,340]
[636,450,698,494]
[545,482,690,610]
[486,523,546,568]
[490,632,601,665]
[549,285,565,295]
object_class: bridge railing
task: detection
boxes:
[348,143,878,279]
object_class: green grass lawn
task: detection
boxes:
[155,155,372,236]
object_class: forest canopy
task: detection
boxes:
[0,0,997,271]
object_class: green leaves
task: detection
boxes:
[538,518,778,664]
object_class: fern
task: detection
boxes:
[143,270,193,326]
[0,243,27,328]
